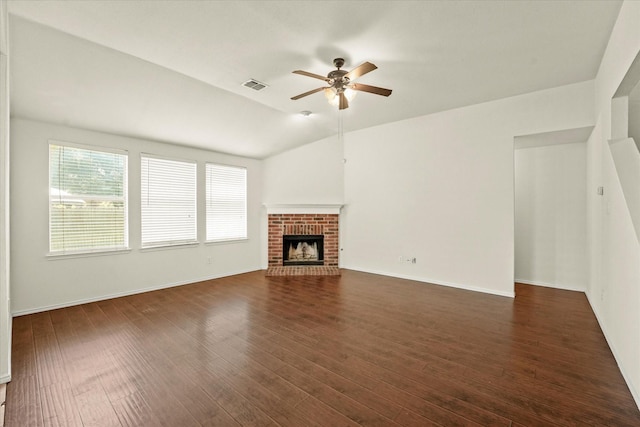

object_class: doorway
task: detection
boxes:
[514,127,591,291]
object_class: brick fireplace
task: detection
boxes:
[265,205,341,276]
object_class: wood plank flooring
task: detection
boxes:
[5,270,640,426]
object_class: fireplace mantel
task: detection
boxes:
[264,204,343,215]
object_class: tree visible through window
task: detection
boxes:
[49,143,128,254]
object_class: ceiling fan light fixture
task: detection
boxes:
[344,87,357,102]
[325,86,356,106]
[324,87,337,101]
[326,88,340,106]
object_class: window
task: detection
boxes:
[141,155,197,247]
[49,143,128,254]
[206,163,247,242]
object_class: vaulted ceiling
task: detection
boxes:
[7,1,622,159]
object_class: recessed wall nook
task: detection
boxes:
[265,204,341,276]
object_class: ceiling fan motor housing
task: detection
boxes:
[328,69,349,91]
[328,58,349,91]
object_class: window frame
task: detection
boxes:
[140,153,198,249]
[48,140,129,257]
[205,162,248,243]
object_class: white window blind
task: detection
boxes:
[141,155,197,247]
[49,143,128,254]
[206,163,247,242]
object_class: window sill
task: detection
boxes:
[140,242,199,252]
[47,248,131,260]
[205,238,249,245]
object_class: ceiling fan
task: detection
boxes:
[291,58,392,110]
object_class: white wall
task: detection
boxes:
[262,133,344,205]
[609,138,640,241]
[629,81,640,149]
[589,0,640,408]
[0,0,12,383]
[514,142,587,291]
[10,118,263,314]
[630,100,640,148]
[340,82,593,297]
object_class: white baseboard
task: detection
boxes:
[346,266,515,298]
[11,268,261,317]
[586,291,640,411]
[515,278,586,292]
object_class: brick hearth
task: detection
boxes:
[265,266,341,276]
[266,213,339,276]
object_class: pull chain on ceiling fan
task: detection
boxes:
[291,58,392,110]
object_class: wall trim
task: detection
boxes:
[264,204,343,215]
[515,278,586,292]
[346,266,515,298]
[586,291,640,410]
[0,373,9,384]
[11,268,261,317]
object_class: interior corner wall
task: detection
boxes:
[10,118,263,315]
[514,142,587,291]
[261,134,345,268]
[340,81,593,297]
[589,0,640,408]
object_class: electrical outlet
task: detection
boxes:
[411,257,416,264]
[206,257,212,264]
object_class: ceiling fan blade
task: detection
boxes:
[351,83,392,97]
[344,62,377,81]
[339,92,349,110]
[291,86,327,100]
[292,70,330,82]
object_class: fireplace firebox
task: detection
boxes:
[282,234,324,266]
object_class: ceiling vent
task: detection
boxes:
[242,79,268,91]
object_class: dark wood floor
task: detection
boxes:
[5,270,640,426]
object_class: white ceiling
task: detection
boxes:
[7,0,622,159]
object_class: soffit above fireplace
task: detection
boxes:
[264,204,343,215]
